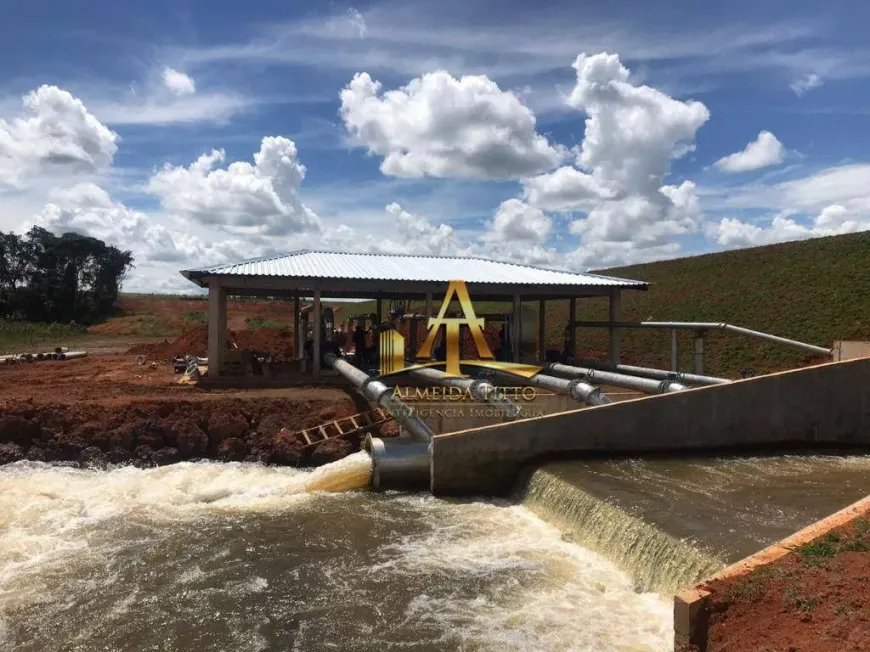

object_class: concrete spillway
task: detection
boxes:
[515,454,870,595]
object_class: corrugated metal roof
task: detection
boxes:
[181,250,647,288]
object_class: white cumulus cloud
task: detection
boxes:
[162,67,197,96]
[0,85,118,187]
[483,199,552,244]
[339,70,565,179]
[714,204,870,248]
[518,52,709,268]
[790,73,822,96]
[147,136,321,236]
[715,131,785,173]
[25,183,241,265]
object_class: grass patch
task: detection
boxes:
[182,311,208,325]
[795,522,870,566]
[0,319,89,354]
[727,564,790,602]
[245,317,288,330]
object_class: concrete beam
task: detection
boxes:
[207,282,227,376]
[430,357,870,496]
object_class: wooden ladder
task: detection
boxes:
[294,407,392,449]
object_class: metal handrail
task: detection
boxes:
[574,320,833,358]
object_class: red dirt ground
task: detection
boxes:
[90,296,306,334]
[127,325,296,361]
[0,353,396,468]
[694,519,870,652]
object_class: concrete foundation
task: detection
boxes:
[430,357,870,496]
[833,340,870,361]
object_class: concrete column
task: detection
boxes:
[376,298,382,323]
[425,292,433,317]
[512,294,521,362]
[670,328,679,371]
[313,290,322,377]
[538,299,546,361]
[568,297,576,357]
[608,289,622,365]
[207,282,226,376]
[293,295,300,362]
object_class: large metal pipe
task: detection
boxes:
[487,369,611,406]
[323,352,434,443]
[574,321,833,358]
[546,362,687,394]
[408,367,523,420]
[575,359,730,386]
[363,434,430,491]
[57,351,87,361]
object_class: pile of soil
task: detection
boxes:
[692,518,870,652]
[0,397,397,469]
[128,326,295,361]
[232,328,295,360]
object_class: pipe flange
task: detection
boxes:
[566,378,585,401]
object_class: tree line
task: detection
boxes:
[0,227,133,324]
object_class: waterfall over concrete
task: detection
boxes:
[516,454,870,594]
[517,467,724,594]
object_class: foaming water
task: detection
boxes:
[517,453,870,594]
[0,460,671,651]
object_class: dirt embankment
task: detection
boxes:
[0,396,396,469]
[0,351,396,469]
[690,518,870,652]
[127,325,296,361]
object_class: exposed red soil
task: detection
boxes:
[0,353,397,468]
[0,395,395,468]
[90,296,310,334]
[127,325,296,361]
[694,519,870,652]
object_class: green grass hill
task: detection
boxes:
[547,231,870,378]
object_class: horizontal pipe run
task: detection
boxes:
[546,362,687,394]
[324,353,434,442]
[408,367,523,420]
[487,369,611,406]
[574,321,833,358]
[576,359,730,386]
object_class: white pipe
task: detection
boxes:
[487,368,611,406]
[408,367,523,419]
[574,320,833,357]
[576,359,730,386]
[546,362,687,394]
[324,353,434,442]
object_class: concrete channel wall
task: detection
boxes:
[430,357,870,496]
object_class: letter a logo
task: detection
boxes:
[416,280,494,376]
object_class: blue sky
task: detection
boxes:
[2,0,870,291]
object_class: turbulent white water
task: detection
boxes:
[0,459,672,651]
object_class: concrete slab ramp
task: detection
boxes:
[431,357,870,496]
